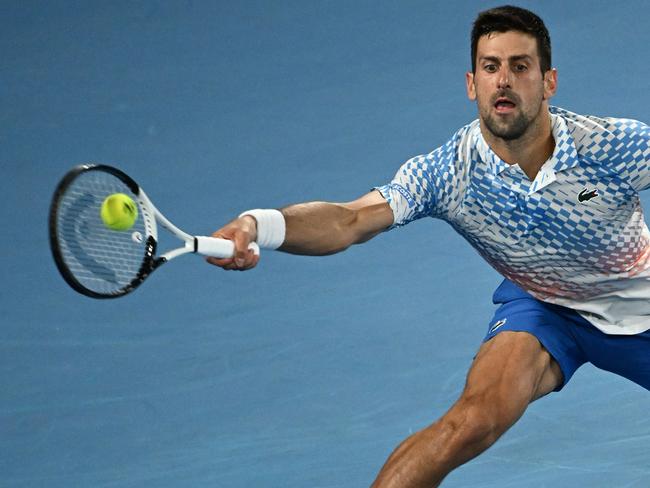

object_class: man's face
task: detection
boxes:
[466,30,556,141]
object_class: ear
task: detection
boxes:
[466,71,476,101]
[543,68,558,100]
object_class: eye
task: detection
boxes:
[514,64,528,72]
[484,64,498,73]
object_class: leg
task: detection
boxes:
[370,331,563,488]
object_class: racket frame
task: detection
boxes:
[49,163,253,299]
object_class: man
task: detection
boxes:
[207,6,650,487]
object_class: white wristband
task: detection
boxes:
[238,209,286,250]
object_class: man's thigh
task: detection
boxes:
[469,331,563,408]
[486,280,590,391]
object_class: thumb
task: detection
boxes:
[232,230,252,267]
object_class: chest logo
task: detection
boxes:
[578,188,599,202]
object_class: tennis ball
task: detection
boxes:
[100,193,138,231]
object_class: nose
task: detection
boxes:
[497,66,511,89]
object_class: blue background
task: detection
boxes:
[2,1,649,486]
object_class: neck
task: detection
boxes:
[481,106,555,181]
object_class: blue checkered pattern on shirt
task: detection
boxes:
[376,107,650,334]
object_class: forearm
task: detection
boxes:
[279,200,392,255]
[207,191,393,269]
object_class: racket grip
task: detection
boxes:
[195,236,260,258]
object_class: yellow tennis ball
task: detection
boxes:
[100,193,138,231]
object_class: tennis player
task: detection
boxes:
[208,6,650,487]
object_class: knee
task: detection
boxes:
[439,395,508,451]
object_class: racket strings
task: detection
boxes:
[54,170,149,296]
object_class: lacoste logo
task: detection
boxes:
[578,188,598,202]
[489,318,507,333]
[388,183,415,208]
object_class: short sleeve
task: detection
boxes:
[374,154,437,228]
[374,127,469,229]
[612,119,650,192]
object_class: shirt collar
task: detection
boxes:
[472,108,581,193]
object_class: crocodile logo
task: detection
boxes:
[578,188,598,202]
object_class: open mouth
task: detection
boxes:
[494,97,516,113]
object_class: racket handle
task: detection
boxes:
[195,236,260,258]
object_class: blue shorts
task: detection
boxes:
[483,280,650,392]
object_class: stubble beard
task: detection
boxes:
[483,109,532,141]
[480,92,544,142]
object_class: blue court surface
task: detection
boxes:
[2,1,649,486]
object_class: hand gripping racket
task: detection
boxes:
[49,164,258,298]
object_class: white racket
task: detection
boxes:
[49,163,258,298]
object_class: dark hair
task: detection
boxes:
[471,5,551,73]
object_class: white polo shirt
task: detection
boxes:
[377,106,650,335]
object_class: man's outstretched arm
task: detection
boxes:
[206,190,394,270]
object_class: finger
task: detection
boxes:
[238,250,260,270]
[206,257,234,267]
[232,231,252,268]
[217,260,243,271]
[210,229,231,240]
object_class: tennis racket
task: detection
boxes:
[49,163,258,299]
